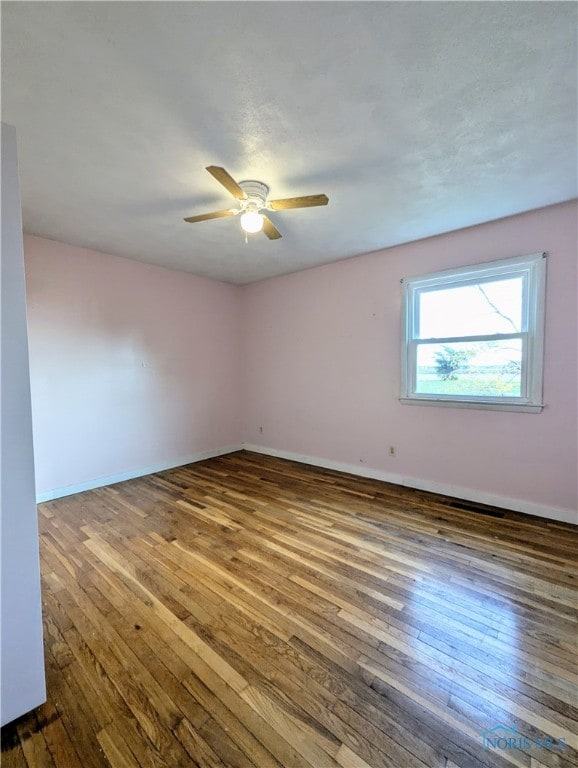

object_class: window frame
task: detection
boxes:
[400,252,547,413]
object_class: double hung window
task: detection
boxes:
[401,253,546,412]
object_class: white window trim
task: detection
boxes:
[400,252,547,413]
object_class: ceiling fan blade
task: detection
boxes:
[268,193,328,211]
[262,216,282,240]
[206,166,247,200]
[183,209,236,223]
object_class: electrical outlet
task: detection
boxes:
[388,445,396,457]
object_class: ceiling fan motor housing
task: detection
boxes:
[239,180,269,211]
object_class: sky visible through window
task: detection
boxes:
[417,277,523,366]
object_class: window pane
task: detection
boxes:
[415,340,522,397]
[418,277,523,338]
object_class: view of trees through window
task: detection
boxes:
[414,277,524,397]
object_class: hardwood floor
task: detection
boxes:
[2,451,577,768]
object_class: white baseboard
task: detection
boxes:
[242,443,577,526]
[36,441,576,526]
[36,444,243,503]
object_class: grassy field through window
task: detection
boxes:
[415,371,521,397]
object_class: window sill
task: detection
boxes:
[399,397,544,413]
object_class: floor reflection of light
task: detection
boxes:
[407,573,521,681]
[394,572,519,732]
[400,570,578,756]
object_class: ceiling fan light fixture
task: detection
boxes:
[183,166,328,241]
[240,210,264,233]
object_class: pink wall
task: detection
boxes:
[25,236,242,497]
[241,202,578,520]
[25,202,577,520]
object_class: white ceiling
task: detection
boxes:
[2,2,576,284]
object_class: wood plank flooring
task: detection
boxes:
[2,451,577,768]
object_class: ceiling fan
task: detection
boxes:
[184,166,329,240]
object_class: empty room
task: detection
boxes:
[1,2,577,767]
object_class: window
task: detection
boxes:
[401,253,546,412]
